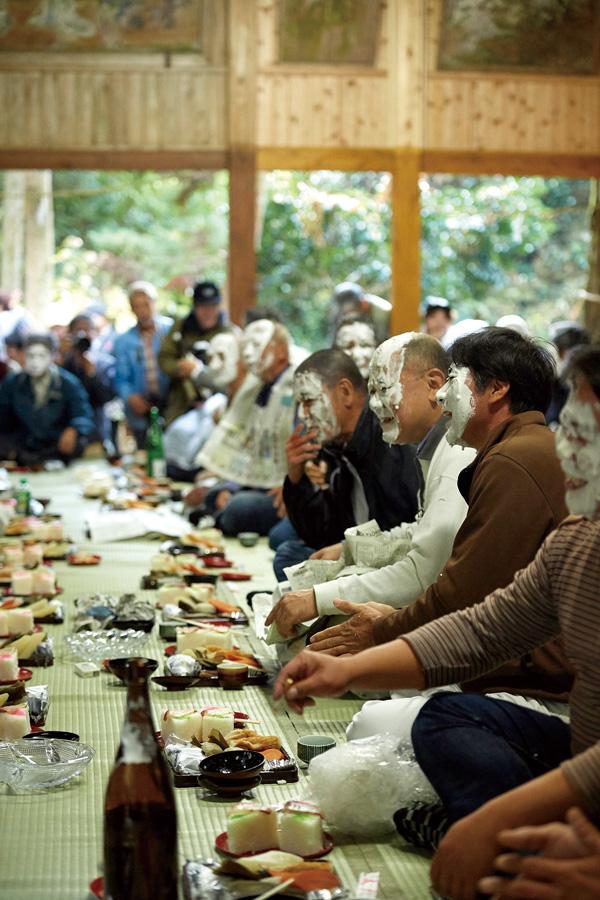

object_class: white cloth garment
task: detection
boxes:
[313,431,475,615]
[163,394,226,471]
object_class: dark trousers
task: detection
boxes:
[216,489,281,537]
[411,692,572,824]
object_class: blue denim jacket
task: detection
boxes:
[0,366,94,450]
[113,316,173,431]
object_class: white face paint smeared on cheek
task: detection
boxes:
[367,334,417,444]
[556,396,600,519]
[294,371,339,443]
[335,322,376,377]
[437,364,475,447]
[241,320,275,376]
[207,333,239,389]
[24,345,53,379]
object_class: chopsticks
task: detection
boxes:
[253,877,295,900]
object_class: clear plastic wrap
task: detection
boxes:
[165,653,202,677]
[27,684,50,727]
[307,735,438,838]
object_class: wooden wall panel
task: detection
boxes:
[0,68,227,151]
[424,74,600,154]
[0,0,597,159]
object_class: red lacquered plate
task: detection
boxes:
[68,553,101,566]
[0,598,23,609]
[0,667,33,685]
[89,876,103,899]
[202,556,233,568]
[214,831,334,860]
[220,572,251,582]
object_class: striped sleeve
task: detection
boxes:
[402,537,560,687]
[561,746,600,821]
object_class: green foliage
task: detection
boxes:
[52,170,229,317]
[18,167,590,347]
[420,175,590,335]
[256,170,391,347]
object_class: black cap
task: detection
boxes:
[193,281,221,305]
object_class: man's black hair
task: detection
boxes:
[552,323,591,356]
[23,333,57,354]
[295,349,366,392]
[567,345,600,402]
[423,296,451,319]
[451,326,555,414]
[68,314,92,333]
[244,307,282,326]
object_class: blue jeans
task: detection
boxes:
[272,539,315,582]
[268,517,298,550]
[411,692,571,824]
[216,489,280,537]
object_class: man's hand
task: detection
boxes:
[307,599,393,655]
[268,485,286,519]
[310,543,342,561]
[305,459,328,487]
[431,808,506,900]
[76,352,96,376]
[57,426,78,456]
[286,424,320,483]
[177,357,198,379]
[265,589,317,638]
[479,807,600,899]
[273,650,352,713]
[128,393,151,416]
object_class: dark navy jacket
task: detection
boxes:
[0,367,94,451]
[283,401,421,549]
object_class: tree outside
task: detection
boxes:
[0,168,591,345]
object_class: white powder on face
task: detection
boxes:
[294,370,339,443]
[24,345,52,379]
[556,395,600,519]
[241,320,275,375]
[207,333,239,388]
[368,334,416,444]
[335,322,377,377]
[437,364,475,447]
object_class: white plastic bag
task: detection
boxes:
[307,735,438,837]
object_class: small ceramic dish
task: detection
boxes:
[105,657,159,683]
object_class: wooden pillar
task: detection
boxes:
[227,0,257,327]
[23,170,54,322]
[1,171,26,296]
[390,149,421,335]
[584,179,600,343]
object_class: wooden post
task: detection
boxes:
[227,0,257,327]
[1,171,26,297]
[585,179,600,343]
[390,149,421,335]
[24,170,54,322]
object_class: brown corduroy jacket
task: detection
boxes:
[372,411,573,699]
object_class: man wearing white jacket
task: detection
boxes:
[266,333,475,637]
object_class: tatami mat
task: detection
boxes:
[1,466,431,899]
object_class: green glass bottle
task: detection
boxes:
[15,478,31,516]
[145,407,166,478]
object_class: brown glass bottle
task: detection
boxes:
[103,657,178,900]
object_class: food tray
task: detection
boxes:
[153,668,270,689]
[165,744,299,787]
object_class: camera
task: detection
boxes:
[190,340,210,364]
[74,332,92,353]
